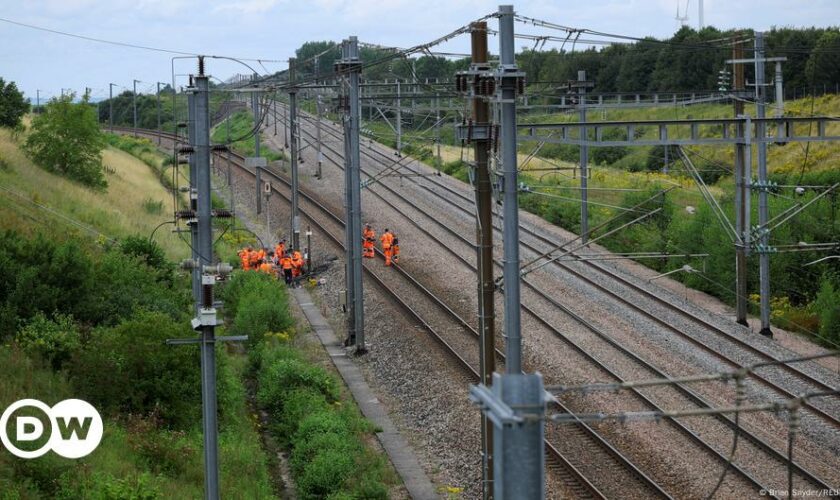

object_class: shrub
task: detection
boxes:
[141,197,164,215]
[70,311,206,429]
[25,94,106,189]
[257,359,339,416]
[815,275,840,345]
[220,272,293,345]
[16,312,81,370]
[119,235,170,275]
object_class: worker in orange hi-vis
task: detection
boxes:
[392,236,400,264]
[239,247,252,270]
[258,257,275,277]
[380,228,394,266]
[274,239,286,263]
[279,252,294,285]
[248,248,261,270]
[291,249,304,279]
[362,224,376,258]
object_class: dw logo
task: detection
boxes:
[0,399,103,459]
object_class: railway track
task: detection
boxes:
[117,119,837,496]
[261,108,836,493]
[114,126,619,499]
[276,100,840,431]
[262,102,840,492]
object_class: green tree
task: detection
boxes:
[0,77,29,128]
[805,30,840,89]
[24,92,107,188]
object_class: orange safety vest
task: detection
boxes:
[275,243,285,258]
[259,262,274,275]
[380,232,394,249]
[280,257,293,270]
[240,249,252,270]
[363,228,375,242]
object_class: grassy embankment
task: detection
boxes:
[0,125,275,498]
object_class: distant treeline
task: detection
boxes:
[292,26,840,92]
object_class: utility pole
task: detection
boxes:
[732,38,750,327]
[289,58,301,251]
[396,80,402,156]
[133,79,140,137]
[337,37,365,353]
[167,60,243,499]
[470,22,496,498]
[754,32,773,338]
[435,93,442,167]
[471,7,545,500]
[252,74,263,215]
[316,94,324,179]
[194,69,221,500]
[108,84,115,133]
[283,95,289,149]
[576,70,593,243]
[252,74,261,157]
[157,82,164,144]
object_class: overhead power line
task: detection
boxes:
[0,16,287,62]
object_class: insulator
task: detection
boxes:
[212,209,233,218]
[176,122,188,128]
[488,78,496,96]
[517,77,525,95]
[178,146,195,154]
[211,145,229,152]
[198,56,205,77]
[175,210,196,219]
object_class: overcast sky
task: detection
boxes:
[1,0,838,102]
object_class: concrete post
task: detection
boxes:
[108,84,114,133]
[755,33,772,337]
[133,79,139,136]
[578,70,589,243]
[396,80,402,156]
[157,82,163,144]
[733,39,750,327]
[289,58,301,251]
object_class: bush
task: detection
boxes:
[16,312,81,370]
[221,272,294,345]
[815,275,840,345]
[25,94,106,189]
[0,231,187,338]
[70,311,232,430]
[119,235,170,275]
[257,359,339,417]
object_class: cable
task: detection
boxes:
[0,16,286,62]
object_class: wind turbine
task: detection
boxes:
[675,0,689,27]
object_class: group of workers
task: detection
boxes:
[238,239,307,286]
[363,224,400,266]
